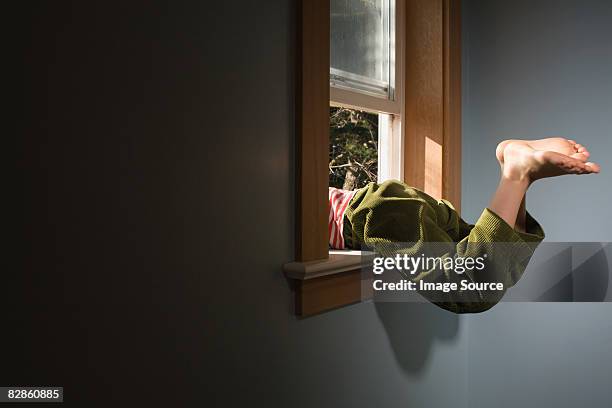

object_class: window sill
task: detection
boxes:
[283,250,374,317]
[283,250,374,280]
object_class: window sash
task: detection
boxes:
[377,114,403,182]
[330,0,402,115]
[330,0,394,100]
[330,68,389,99]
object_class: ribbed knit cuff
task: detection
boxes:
[479,208,545,243]
[477,208,523,243]
[517,211,545,242]
[478,208,545,264]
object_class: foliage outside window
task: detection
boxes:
[329,107,379,190]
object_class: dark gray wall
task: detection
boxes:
[12,1,469,407]
[462,1,612,407]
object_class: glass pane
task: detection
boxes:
[329,107,379,190]
[330,0,391,97]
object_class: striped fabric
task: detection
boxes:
[328,187,357,249]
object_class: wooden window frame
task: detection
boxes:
[285,0,462,317]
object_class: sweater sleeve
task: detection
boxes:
[352,196,544,313]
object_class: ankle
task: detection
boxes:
[501,166,531,187]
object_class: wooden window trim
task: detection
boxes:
[285,0,462,317]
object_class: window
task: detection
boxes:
[288,0,462,316]
[329,0,403,190]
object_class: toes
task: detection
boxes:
[561,156,591,174]
[570,152,589,162]
[573,142,591,155]
[585,162,601,173]
[540,150,599,176]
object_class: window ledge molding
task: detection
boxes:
[283,251,374,280]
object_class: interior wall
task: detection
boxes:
[12,1,469,407]
[462,1,612,407]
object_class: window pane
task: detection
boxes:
[330,0,391,98]
[329,107,379,190]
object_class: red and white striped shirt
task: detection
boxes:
[329,187,357,249]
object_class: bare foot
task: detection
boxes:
[502,141,600,183]
[496,137,590,165]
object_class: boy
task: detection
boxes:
[329,138,600,313]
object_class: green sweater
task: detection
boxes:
[344,180,545,313]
